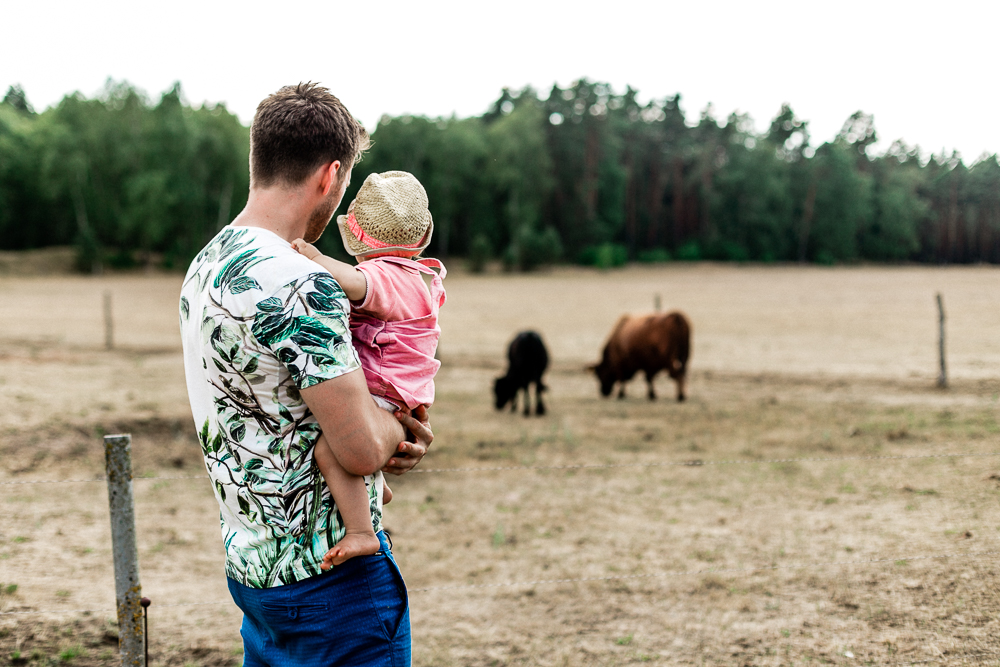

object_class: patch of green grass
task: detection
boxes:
[56,590,71,598]
[491,524,505,548]
[58,646,82,662]
[616,634,633,645]
[823,497,838,505]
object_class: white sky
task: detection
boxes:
[4,0,997,161]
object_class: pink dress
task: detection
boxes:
[351,256,447,410]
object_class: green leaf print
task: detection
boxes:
[229,276,261,294]
[213,358,227,373]
[229,422,246,442]
[242,356,259,374]
[199,419,210,451]
[306,292,337,314]
[252,312,299,347]
[180,297,190,321]
[290,317,336,349]
[214,248,269,291]
[214,229,240,257]
[215,480,226,502]
[266,438,284,456]
[245,458,264,470]
[237,493,252,517]
[265,541,302,588]
[312,273,342,297]
[256,296,283,313]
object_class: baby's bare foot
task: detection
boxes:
[320,532,381,569]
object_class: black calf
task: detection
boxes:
[494,331,549,417]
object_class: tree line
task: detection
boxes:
[1,80,998,271]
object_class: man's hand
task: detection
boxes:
[383,405,433,475]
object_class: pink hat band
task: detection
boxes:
[347,211,425,250]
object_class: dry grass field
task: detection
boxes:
[1,262,999,666]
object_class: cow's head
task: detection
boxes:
[588,359,616,397]
[493,375,515,410]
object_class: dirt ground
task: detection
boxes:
[1,263,999,666]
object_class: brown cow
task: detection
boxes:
[590,312,691,401]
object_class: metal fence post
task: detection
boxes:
[105,434,144,666]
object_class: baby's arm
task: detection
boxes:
[291,239,367,302]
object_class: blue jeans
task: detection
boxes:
[227,531,410,667]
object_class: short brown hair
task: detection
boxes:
[250,82,369,188]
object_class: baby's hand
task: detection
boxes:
[291,238,321,260]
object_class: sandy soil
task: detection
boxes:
[0,264,998,666]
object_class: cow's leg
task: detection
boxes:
[676,374,686,402]
[523,386,531,416]
[534,381,546,416]
[510,390,518,413]
[616,382,626,400]
[645,371,657,401]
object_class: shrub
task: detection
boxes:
[505,225,562,271]
[467,234,493,273]
[675,241,702,261]
[637,248,671,263]
[577,243,628,269]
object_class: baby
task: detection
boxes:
[293,170,446,568]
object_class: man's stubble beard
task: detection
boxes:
[302,190,338,244]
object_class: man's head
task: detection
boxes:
[251,82,368,189]
[251,83,369,241]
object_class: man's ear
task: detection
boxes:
[318,160,341,196]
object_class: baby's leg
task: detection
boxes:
[313,433,381,569]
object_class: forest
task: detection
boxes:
[1,80,998,271]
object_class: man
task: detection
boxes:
[179,82,430,666]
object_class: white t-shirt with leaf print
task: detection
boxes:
[179,225,382,589]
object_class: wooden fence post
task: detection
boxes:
[936,293,947,388]
[104,434,144,666]
[103,291,114,351]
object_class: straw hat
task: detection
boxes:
[336,171,434,258]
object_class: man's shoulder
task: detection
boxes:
[186,226,328,299]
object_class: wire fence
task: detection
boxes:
[3,444,999,666]
[2,448,999,485]
[4,547,998,613]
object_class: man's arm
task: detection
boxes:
[300,367,431,476]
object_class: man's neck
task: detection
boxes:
[231,185,311,243]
